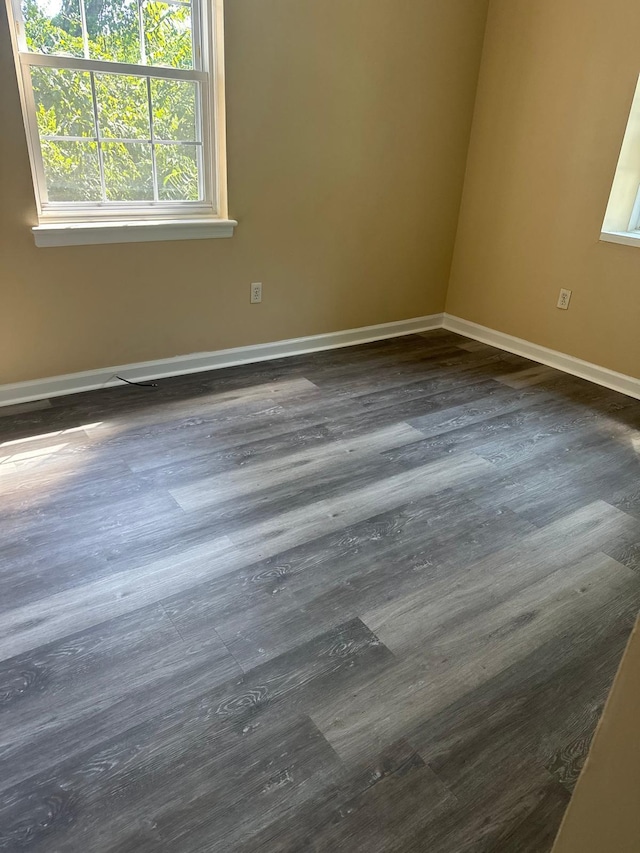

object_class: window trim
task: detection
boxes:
[626,183,640,232]
[32,216,237,247]
[5,0,234,242]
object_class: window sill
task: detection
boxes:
[599,230,640,248]
[32,218,238,248]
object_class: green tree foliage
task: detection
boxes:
[24,0,199,203]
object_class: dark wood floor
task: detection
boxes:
[1,329,639,852]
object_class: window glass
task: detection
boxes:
[151,78,197,141]
[143,1,193,69]
[41,140,102,201]
[31,67,95,138]
[95,74,151,140]
[102,142,154,201]
[22,0,84,57]
[156,144,199,200]
[87,0,141,64]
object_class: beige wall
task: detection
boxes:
[0,0,489,384]
[446,0,640,379]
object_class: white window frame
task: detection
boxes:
[601,73,640,249]
[626,185,640,233]
[5,0,235,245]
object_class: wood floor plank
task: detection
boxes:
[603,535,640,572]
[363,501,637,653]
[226,452,494,559]
[381,384,639,473]
[232,738,455,853]
[0,535,242,662]
[0,399,52,418]
[218,508,536,669]
[0,470,184,611]
[169,422,424,512]
[158,491,532,670]
[0,620,388,852]
[313,549,636,763]
[407,386,553,440]
[406,580,640,840]
[487,783,572,853]
[495,364,560,389]
[321,352,524,407]
[453,338,492,352]
[0,604,241,792]
[0,712,341,853]
[407,773,569,853]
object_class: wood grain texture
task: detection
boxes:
[0,604,242,792]
[0,330,639,851]
[495,364,558,389]
[169,423,425,512]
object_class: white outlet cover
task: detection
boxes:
[557,288,572,310]
[250,282,262,304]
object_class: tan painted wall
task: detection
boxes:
[0,0,489,384]
[446,0,640,379]
[552,618,640,853]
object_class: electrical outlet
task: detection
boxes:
[250,282,262,304]
[557,288,572,310]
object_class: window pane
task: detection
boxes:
[143,1,193,69]
[156,144,199,200]
[41,140,101,201]
[86,0,141,64]
[31,67,95,138]
[95,74,150,140]
[22,0,84,57]
[102,142,153,200]
[151,79,196,141]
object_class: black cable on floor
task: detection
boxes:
[115,375,158,388]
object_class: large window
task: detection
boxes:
[6,0,233,244]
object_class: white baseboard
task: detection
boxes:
[443,314,640,402]
[0,313,444,408]
[2,311,638,408]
